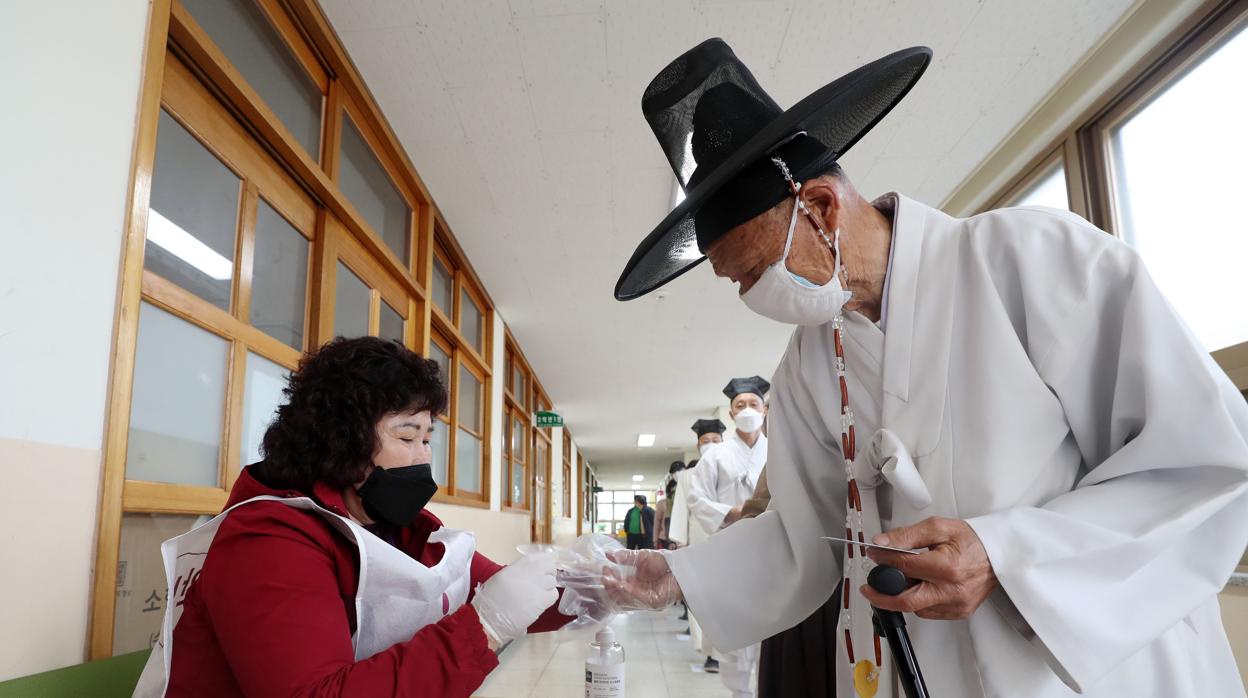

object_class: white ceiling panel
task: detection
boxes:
[322,0,1142,475]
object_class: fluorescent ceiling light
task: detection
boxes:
[632,475,644,482]
[147,208,233,280]
[637,434,656,448]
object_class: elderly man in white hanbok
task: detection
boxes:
[608,39,1248,698]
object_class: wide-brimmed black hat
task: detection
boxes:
[690,418,727,437]
[613,39,931,300]
[723,376,770,400]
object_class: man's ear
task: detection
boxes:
[801,176,844,231]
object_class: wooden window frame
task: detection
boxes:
[502,336,532,513]
[986,146,1077,214]
[93,0,500,658]
[978,0,1248,390]
[561,429,573,519]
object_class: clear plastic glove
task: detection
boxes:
[603,549,683,611]
[471,552,557,645]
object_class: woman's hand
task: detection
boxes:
[471,552,557,646]
[603,549,683,610]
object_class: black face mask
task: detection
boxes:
[356,464,438,527]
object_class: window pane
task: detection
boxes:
[595,490,612,507]
[455,430,482,492]
[147,111,239,311]
[430,418,448,486]
[431,256,452,314]
[458,365,481,432]
[113,513,206,655]
[241,352,288,468]
[250,199,308,349]
[334,261,370,338]
[126,303,228,486]
[513,365,527,406]
[460,289,483,353]
[429,342,451,386]
[182,0,322,158]
[1010,161,1069,211]
[511,415,526,458]
[1109,26,1248,351]
[511,461,524,506]
[379,300,404,343]
[613,503,632,522]
[339,116,410,263]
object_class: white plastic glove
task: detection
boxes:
[603,549,683,611]
[471,552,557,645]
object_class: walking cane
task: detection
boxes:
[869,565,931,698]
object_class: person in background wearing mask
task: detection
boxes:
[608,38,1248,698]
[693,417,726,456]
[654,464,683,550]
[683,376,769,697]
[142,337,570,697]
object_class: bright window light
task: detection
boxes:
[1109,24,1248,351]
[631,484,641,490]
[1010,161,1069,211]
[632,474,644,482]
[147,208,233,280]
[637,434,656,448]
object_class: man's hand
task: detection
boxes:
[723,505,744,526]
[859,517,997,620]
[603,549,683,611]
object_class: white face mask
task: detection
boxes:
[733,407,765,434]
[698,441,717,456]
[740,190,852,326]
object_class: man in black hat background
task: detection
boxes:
[605,38,1248,698]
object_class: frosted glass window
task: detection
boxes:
[512,365,527,404]
[250,200,308,349]
[334,261,369,338]
[241,352,288,468]
[338,116,410,263]
[147,111,240,311]
[455,432,482,492]
[458,365,482,432]
[379,300,404,343]
[431,256,452,314]
[511,461,524,506]
[181,0,322,157]
[113,513,206,655]
[460,289,483,353]
[1109,25,1248,352]
[430,420,448,486]
[1010,161,1069,211]
[126,303,228,486]
[511,415,526,458]
[429,342,451,385]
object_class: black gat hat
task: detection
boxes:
[614,39,931,301]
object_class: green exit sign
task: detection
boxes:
[534,410,564,428]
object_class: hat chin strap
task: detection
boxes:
[770,155,847,292]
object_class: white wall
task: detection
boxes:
[0,0,151,680]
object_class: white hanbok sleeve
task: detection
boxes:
[967,240,1248,693]
[686,449,731,535]
[669,471,690,545]
[668,332,848,650]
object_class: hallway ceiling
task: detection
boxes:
[319,0,1138,486]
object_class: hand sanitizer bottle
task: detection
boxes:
[585,626,625,698]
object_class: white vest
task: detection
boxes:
[132,495,475,697]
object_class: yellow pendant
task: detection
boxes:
[853,659,880,698]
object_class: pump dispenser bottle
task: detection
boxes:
[585,626,624,697]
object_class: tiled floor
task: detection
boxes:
[475,606,740,698]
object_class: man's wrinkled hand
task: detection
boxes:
[603,549,683,611]
[859,516,997,620]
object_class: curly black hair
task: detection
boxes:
[253,336,448,492]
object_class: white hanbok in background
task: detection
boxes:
[668,194,1248,697]
[686,432,768,697]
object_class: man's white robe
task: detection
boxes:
[667,194,1248,697]
[687,432,768,535]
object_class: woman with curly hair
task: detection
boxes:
[137,336,570,697]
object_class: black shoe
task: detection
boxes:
[678,610,688,620]
[704,657,719,673]
[682,627,691,635]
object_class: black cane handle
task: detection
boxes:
[868,565,931,698]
